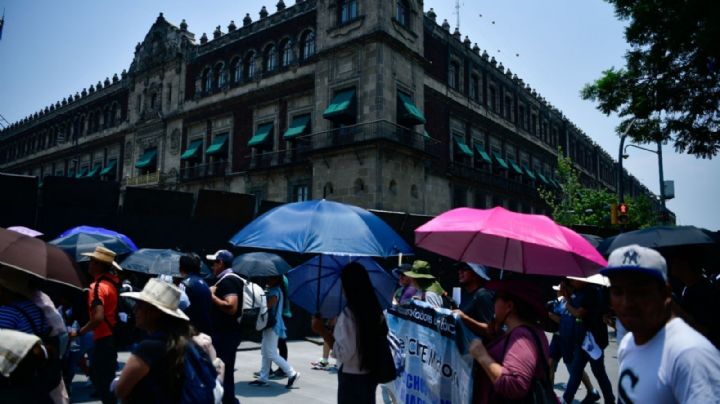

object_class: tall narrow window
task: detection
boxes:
[489,86,497,112]
[470,75,479,101]
[244,52,256,80]
[518,105,526,130]
[396,0,410,27]
[505,96,513,121]
[264,45,278,72]
[231,57,242,83]
[449,62,459,90]
[202,67,212,93]
[215,63,226,88]
[338,0,358,25]
[280,39,293,67]
[301,31,315,60]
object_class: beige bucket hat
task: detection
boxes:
[82,246,122,271]
[122,278,189,321]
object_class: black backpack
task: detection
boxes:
[93,275,138,348]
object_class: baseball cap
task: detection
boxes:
[600,244,667,282]
[392,263,412,279]
[206,249,234,267]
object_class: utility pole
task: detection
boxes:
[455,0,461,30]
[617,119,636,205]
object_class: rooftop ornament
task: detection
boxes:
[213,26,222,39]
[200,33,208,44]
[441,19,450,31]
[472,43,480,54]
[259,6,269,19]
[243,13,252,26]
[463,36,471,47]
[179,19,188,31]
[427,8,437,22]
[228,20,237,32]
[453,27,461,41]
[277,0,286,11]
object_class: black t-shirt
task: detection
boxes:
[212,274,244,333]
[459,287,495,325]
[681,278,720,348]
[128,335,170,404]
[572,286,608,348]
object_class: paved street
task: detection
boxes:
[70,331,619,403]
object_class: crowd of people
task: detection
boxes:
[0,238,719,404]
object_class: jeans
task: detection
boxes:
[258,329,295,382]
[213,331,242,404]
[89,336,117,404]
[338,366,377,404]
[563,347,615,404]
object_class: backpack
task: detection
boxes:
[217,273,269,332]
[93,275,138,349]
[180,342,218,404]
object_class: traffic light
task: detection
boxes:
[618,202,629,225]
[610,203,618,225]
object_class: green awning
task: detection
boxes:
[493,152,509,170]
[423,130,431,138]
[453,135,473,157]
[181,139,203,160]
[248,124,273,147]
[536,172,550,184]
[522,164,536,180]
[508,160,524,175]
[100,160,117,176]
[86,165,101,177]
[473,143,492,164]
[550,177,562,188]
[397,93,426,125]
[135,149,157,169]
[283,115,311,140]
[75,167,89,178]
[323,89,356,120]
[206,133,229,155]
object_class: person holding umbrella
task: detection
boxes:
[179,254,213,335]
[453,263,494,337]
[311,261,390,404]
[468,279,556,403]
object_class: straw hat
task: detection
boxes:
[0,329,41,377]
[82,246,122,271]
[122,278,189,321]
[403,260,436,279]
[0,270,34,297]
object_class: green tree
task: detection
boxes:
[540,153,659,229]
[581,0,720,158]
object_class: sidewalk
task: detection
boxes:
[69,334,619,403]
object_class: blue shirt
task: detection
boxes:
[0,300,50,336]
[182,274,213,335]
[267,286,287,339]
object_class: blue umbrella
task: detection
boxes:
[59,226,139,251]
[50,232,137,262]
[287,255,397,318]
[229,199,412,257]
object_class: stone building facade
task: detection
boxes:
[0,0,655,216]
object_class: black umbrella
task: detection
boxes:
[120,249,211,277]
[598,225,717,255]
[232,252,291,279]
[580,233,603,249]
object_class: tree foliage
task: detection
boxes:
[540,153,658,229]
[581,0,720,158]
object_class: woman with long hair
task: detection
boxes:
[468,279,556,403]
[312,261,387,403]
[113,278,198,403]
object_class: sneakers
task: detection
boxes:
[249,379,268,387]
[286,372,300,389]
[581,389,601,404]
[311,359,330,369]
[270,369,287,379]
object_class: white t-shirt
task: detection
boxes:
[618,317,720,403]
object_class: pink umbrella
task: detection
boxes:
[415,207,607,277]
[7,226,43,238]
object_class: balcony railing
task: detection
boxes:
[449,162,537,195]
[126,171,160,186]
[179,161,228,182]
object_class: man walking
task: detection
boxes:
[208,249,244,404]
[75,246,122,404]
[601,245,720,403]
[453,263,494,336]
[179,253,213,335]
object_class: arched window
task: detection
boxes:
[202,67,212,93]
[280,39,293,67]
[300,30,315,60]
[230,57,242,83]
[264,45,278,72]
[244,52,256,80]
[396,0,410,27]
[215,62,226,88]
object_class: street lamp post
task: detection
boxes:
[623,142,667,209]
[617,119,636,205]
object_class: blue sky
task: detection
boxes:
[0,0,717,230]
